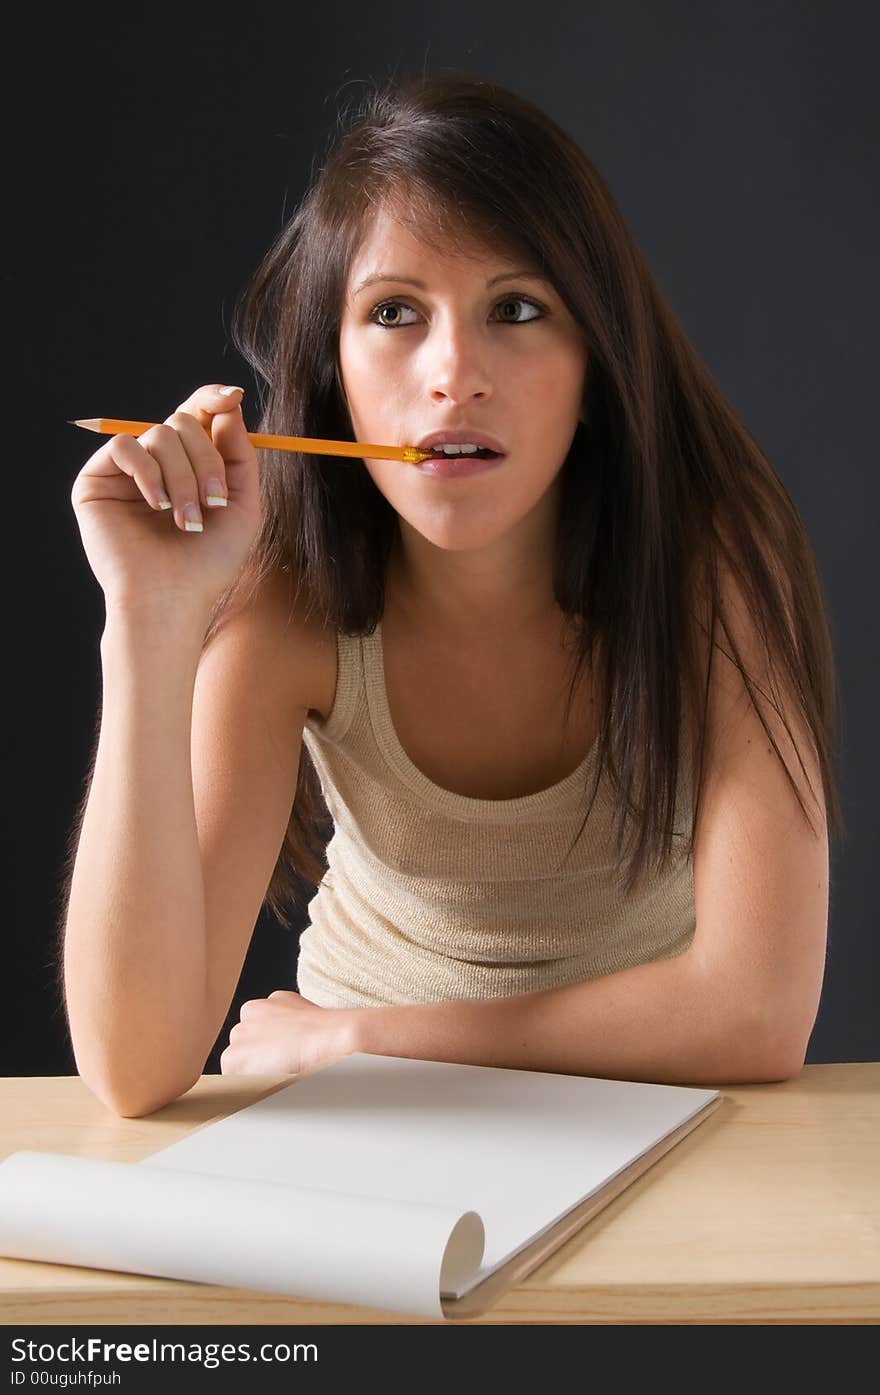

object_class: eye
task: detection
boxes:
[369,300,419,328]
[494,296,544,324]
[368,295,545,328]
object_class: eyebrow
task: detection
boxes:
[353,269,549,295]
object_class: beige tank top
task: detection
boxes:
[298,620,696,1008]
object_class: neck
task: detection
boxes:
[385,486,563,641]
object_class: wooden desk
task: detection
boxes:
[1,1063,877,1324]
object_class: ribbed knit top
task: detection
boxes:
[297,620,696,1008]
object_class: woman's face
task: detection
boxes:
[337,206,589,555]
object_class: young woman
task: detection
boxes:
[61,73,844,1116]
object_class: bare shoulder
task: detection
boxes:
[249,565,338,721]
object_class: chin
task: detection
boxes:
[405,517,516,552]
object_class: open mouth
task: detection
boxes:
[423,447,502,461]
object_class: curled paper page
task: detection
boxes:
[0,1150,485,1320]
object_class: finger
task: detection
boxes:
[174,383,257,497]
[137,422,206,533]
[163,410,230,511]
[174,382,246,430]
[209,392,258,474]
[73,433,174,513]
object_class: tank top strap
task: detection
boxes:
[303,627,363,744]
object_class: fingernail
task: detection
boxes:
[205,477,227,507]
[183,502,204,531]
[218,385,244,397]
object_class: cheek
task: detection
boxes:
[339,336,370,394]
[529,347,584,404]
[339,338,407,426]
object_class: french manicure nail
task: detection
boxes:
[183,502,204,531]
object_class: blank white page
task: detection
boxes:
[145,1052,719,1296]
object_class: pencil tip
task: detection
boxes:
[69,418,100,431]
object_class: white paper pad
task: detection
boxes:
[0,1053,718,1318]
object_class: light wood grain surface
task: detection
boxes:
[1,1063,877,1324]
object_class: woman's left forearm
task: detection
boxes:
[348,949,801,1086]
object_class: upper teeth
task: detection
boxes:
[433,443,482,455]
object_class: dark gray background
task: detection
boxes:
[8,1,877,1074]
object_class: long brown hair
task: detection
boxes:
[202,69,846,927]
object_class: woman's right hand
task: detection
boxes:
[70,383,262,621]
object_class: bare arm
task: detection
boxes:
[351,949,795,1087]
[61,580,308,1116]
[61,604,212,1112]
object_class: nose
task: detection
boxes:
[425,317,493,407]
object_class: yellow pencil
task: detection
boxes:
[69,417,434,465]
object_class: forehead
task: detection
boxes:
[346,204,531,283]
